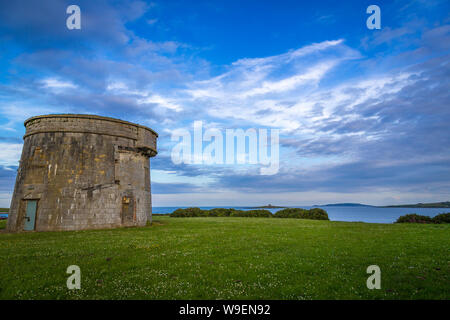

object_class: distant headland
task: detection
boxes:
[314,201,450,208]
[313,203,374,207]
[380,201,450,208]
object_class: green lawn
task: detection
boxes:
[0,217,449,299]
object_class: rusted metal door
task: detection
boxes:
[24,200,37,231]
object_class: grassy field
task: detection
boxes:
[0,216,449,300]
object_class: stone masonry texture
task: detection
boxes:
[6,114,158,232]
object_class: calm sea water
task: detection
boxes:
[1,206,448,223]
[152,206,450,224]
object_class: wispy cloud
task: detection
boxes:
[41,78,77,89]
[0,0,448,205]
[0,143,22,167]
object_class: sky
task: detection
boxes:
[0,0,449,207]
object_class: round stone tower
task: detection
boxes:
[6,114,158,232]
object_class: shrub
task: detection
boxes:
[395,214,433,224]
[229,209,247,217]
[308,208,330,220]
[432,213,450,224]
[205,208,233,217]
[170,207,256,217]
[239,209,272,218]
[274,208,306,218]
[274,208,329,220]
[170,207,204,217]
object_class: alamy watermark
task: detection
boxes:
[66,265,81,289]
[65,5,380,31]
[366,5,381,30]
[66,5,81,30]
[171,121,280,175]
[366,265,381,289]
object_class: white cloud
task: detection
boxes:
[0,143,22,167]
[105,80,183,111]
[173,39,417,140]
[41,78,77,89]
[0,104,62,132]
[0,192,13,208]
[152,169,215,185]
[152,189,447,207]
[106,81,145,96]
[239,60,338,98]
[137,94,183,111]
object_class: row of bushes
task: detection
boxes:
[395,213,450,224]
[170,207,329,220]
[273,208,329,220]
[170,207,272,218]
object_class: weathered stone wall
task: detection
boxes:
[6,114,158,232]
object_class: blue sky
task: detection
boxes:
[0,0,449,207]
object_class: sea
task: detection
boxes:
[152,206,449,224]
[1,206,448,224]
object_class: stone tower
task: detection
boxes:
[6,114,158,232]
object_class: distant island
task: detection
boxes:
[313,203,374,207]
[249,204,287,209]
[381,201,450,208]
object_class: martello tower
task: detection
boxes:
[7,114,158,232]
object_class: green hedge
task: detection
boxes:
[170,207,329,220]
[170,207,205,217]
[432,213,450,224]
[205,208,234,217]
[395,214,433,224]
[274,208,329,220]
[229,209,272,218]
[395,213,450,224]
